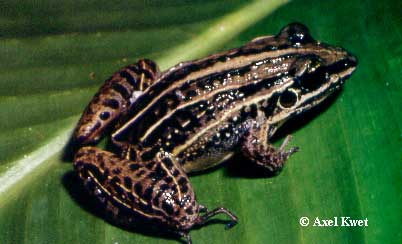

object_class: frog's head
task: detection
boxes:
[264,23,357,126]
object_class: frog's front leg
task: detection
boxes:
[73,59,160,144]
[241,124,299,173]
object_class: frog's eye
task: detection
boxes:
[279,89,298,108]
[279,23,315,46]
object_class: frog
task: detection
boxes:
[72,23,357,243]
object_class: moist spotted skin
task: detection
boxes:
[72,23,357,243]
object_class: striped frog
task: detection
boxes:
[72,23,357,243]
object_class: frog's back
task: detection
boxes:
[113,34,302,170]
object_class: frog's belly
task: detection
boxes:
[182,151,235,173]
[174,119,251,173]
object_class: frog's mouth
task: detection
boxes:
[326,54,358,87]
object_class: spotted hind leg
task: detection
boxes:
[73,59,160,145]
[74,147,238,244]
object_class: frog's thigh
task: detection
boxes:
[74,147,238,242]
[73,59,160,145]
[240,122,299,173]
[74,146,159,219]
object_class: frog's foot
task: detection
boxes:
[177,207,237,244]
[195,207,238,229]
[241,133,299,173]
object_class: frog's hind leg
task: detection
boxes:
[74,147,239,243]
[73,59,160,145]
[240,121,299,173]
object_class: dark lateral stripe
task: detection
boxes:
[114,50,246,122]
[114,46,321,142]
[117,51,299,133]
[172,52,303,94]
[120,43,297,118]
[139,71,288,144]
[115,57,257,139]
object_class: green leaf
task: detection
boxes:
[0,0,400,244]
